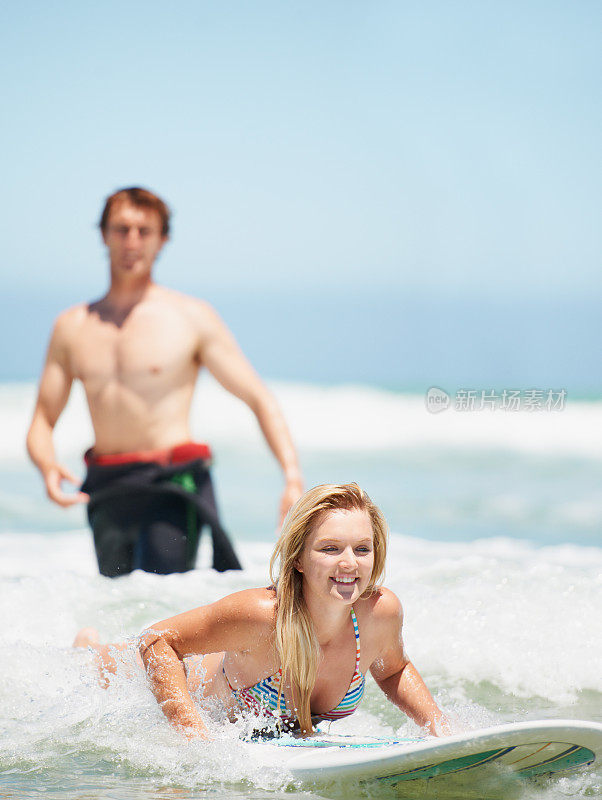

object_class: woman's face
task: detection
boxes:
[295,508,375,604]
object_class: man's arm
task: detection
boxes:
[26,314,89,507]
[197,303,303,524]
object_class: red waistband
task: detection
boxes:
[84,442,212,467]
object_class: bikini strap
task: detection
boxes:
[223,664,235,692]
[350,607,361,673]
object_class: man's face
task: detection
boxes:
[102,201,167,279]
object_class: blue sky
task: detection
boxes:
[1,2,601,386]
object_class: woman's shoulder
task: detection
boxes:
[355,588,405,662]
[356,586,403,627]
[208,586,277,623]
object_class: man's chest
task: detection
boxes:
[69,310,199,385]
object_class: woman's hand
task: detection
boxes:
[423,709,452,738]
[377,660,450,736]
[181,721,212,741]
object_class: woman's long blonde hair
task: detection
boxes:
[269,483,388,734]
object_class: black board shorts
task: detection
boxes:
[81,446,242,578]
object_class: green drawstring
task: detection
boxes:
[169,471,199,567]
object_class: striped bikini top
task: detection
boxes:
[225,607,365,725]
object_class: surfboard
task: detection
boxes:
[253,719,602,788]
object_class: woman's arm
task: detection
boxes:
[369,590,449,736]
[140,629,208,737]
[139,588,272,738]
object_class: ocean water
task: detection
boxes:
[1,380,601,800]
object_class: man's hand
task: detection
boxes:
[278,478,304,527]
[44,464,89,507]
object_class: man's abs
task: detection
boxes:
[68,294,202,454]
[85,378,197,454]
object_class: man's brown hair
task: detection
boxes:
[99,187,171,237]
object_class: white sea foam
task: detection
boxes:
[1,531,599,706]
[0,527,599,798]
[1,379,601,464]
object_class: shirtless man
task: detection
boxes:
[27,187,303,577]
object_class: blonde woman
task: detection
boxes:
[77,483,447,738]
